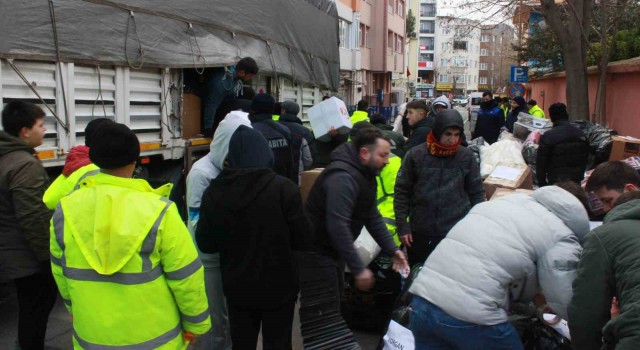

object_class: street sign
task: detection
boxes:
[510,66,529,83]
[508,83,525,99]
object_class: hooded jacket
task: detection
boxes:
[404,96,451,152]
[570,199,640,350]
[528,104,546,119]
[506,97,527,133]
[0,131,51,280]
[536,120,589,186]
[43,145,101,210]
[305,143,399,275]
[51,173,210,347]
[412,186,589,326]
[473,100,505,144]
[395,111,484,243]
[279,113,314,184]
[195,126,310,309]
[186,111,251,265]
[250,113,295,182]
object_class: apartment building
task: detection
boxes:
[478,24,517,93]
[434,16,481,95]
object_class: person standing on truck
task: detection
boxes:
[395,109,485,266]
[350,100,371,125]
[203,57,258,137]
[249,94,295,181]
[50,122,211,348]
[43,118,114,209]
[0,101,56,350]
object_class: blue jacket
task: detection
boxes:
[474,104,505,144]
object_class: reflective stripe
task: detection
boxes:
[62,298,72,307]
[53,205,65,250]
[73,323,182,349]
[50,254,62,266]
[63,264,163,285]
[165,258,202,280]
[376,195,391,206]
[140,198,172,271]
[74,169,101,190]
[382,217,396,226]
[181,309,210,324]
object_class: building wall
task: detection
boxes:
[434,17,481,95]
[414,0,436,98]
[527,59,640,138]
[479,24,517,93]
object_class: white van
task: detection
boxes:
[467,92,484,132]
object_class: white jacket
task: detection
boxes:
[410,186,589,325]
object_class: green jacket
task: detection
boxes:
[528,105,546,119]
[51,173,210,349]
[376,156,402,247]
[43,164,99,210]
[350,110,370,125]
[569,200,640,350]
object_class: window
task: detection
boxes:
[365,26,371,48]
[441,42,451,51]
[339,20,350,49]
[455,28,467,37]
[397,0,404,17]
[480,48,488,56]
[419,37,434,50]
[420,20,435,34]
[480,63,488,70]
[419,53,434,62]
[438,74,449,83]
[453,41,467,51]
[481,35,490,42]
[420,4,436,17]
[388,0,394,13]
[479,77,488,84]
[454,74,466,83]
[359,24,364,48]
[441,27,450,35]
[453,56,467,67]
[440,58,448,67]
[396,36,403,53]
[388,31,394,50]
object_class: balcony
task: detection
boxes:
[419,28,435,34]
[419,45,434,52]
[420,11,437,17]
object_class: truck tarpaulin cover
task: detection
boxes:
[0,0,340,89]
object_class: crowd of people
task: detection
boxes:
[1,56,640,350]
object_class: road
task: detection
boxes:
[0,282,380,350]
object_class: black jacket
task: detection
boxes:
[312,133,348,168]
[404,116,435,152]
[196,168,311,308]
[279,114,315,182]
[506,106,526,133]
[394,142,485,240]
[250,113,295,181]
[305,143,399,275]
[0,132,51,280]
[473,101,505,144]
[536,120,589,186]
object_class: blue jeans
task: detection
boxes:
[410,296,523,350]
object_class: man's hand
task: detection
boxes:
[400,233,413,248]
[355,268,375,291]
[184,332,199,345]
[328,126,339,138]
[392,250,410,275]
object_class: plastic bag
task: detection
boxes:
[345,227,381,273]
[522,143,539,186]
[480,138,526,177]
[468,137,489,166]
[572,120,613,167]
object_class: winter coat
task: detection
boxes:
[374,123,406,158]
[305,143,399,275]
[279,114,314,183]
[404,116,435,152]
[473,102,505,144]
[394,142,484,241]
[196,168,311,309]
[411,186,590,325]
[529,105,546,119]
[312,133,348,168]
[350,110,370,125]
[536,120,589,186]
[506,106,526,133]
[186,111,251,266]
[570,199,640,350]
[250,113,295,181]
[44,145,99,210]
[0,131,51,280]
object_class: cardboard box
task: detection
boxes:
[182,93,202,138]
[300,168,324,204]
[609,135,640,161]
[483,164,533,199]
[490,187,534,201]
[307,97,352,142]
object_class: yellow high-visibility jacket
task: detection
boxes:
[43,164,100,210]
[376,155,402,247]
[529,105,546,119]
[350,110,370,125]
[50,173,210,349]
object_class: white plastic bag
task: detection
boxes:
[345,227,381,273]
[480,137,526,177]
[382,320,415,350]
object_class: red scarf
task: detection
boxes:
[426,131,461,157]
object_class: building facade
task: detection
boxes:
[337,0,406,109]
[478,24,517,94]
[434,17,481,95]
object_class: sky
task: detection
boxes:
[436,0,516,27]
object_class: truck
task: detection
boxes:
[0,0,340,212]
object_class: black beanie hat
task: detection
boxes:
[251,93,275,114]
[89,122,140,169]
[227,125,274,169]
[85,118,114,148]
[350,121,377,139]
[513,96,526,108]
[433,109,464,140]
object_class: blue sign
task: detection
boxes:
[510,66,529,83]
